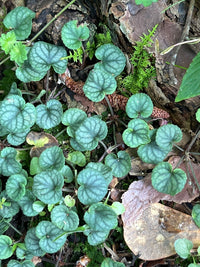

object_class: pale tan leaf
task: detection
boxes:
[124,203,200,260]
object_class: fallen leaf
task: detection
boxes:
[122,156,200,260]
[26,131,59,157]
[129,157,155,176]
[124,203,200,260]
[31,256,42,265]
[122,156,200,227]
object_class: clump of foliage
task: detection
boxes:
[86,25,112,60]
[120,24,157,95]
[0,1,198,266]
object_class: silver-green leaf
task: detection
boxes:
[33,170,64,204]
[29,41,68,73]
[151,162,187,196]
[61,20,89,49]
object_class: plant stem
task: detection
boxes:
[169,0,195,85]
[28,0,77,45]
[186,127,200,152]
[104,95,114,117]
[55,248,63,267]
[55,127,67,139]
[5,221,23,236]
[0,55,10,66]
[173,143,184,152]
[99,140,108,152]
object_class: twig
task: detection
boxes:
[169,0,195,85]
[186,127,200,152]
[55,248,63,267]
[103,243,120,261]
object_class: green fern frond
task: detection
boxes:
[120,25,158,94]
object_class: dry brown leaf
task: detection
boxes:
[129,157,155,176]
[122,156,200,260]
[26,131,59,157]
[31,256,42,265]
[122,156,200,227]
[123,203,200,261]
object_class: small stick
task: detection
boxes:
[169,0,195,85]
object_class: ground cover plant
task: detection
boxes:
[0,0,200,266]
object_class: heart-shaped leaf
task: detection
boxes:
[3,6,35,40]
[6,174,27,201]
[0,191,20,218]
[77,168,108,205]
[175,52,200,102]
[51,204,79,231]
[67,151,86,167]
[32,201,46,213]
[62,108,87,137]
[111,202,125,216]
[0,235,13,260]
[35,221,67,253]
[61,20,89,49]
[126,93,153,119]
[18,190,39,217]
[7,128,30,146]
[156,124,182,150]
[83,69,117,102]
[122,118,150,148]
[94,44,126,77]
[151,162,187,196]
[60,165,74,183]
[174,238,193,259]
[16,59,47,83]
[25,228,46,256]
[84,228,110,246]
[101,258,125,267]
[0,95,36,133]
[192,204,200,228]
[29,41,68,73]
[75,116,108,151]
[16,246,34,260]
[86,162,113,185]
[33,170,64,204]
[84,203,118,231]
[7,260,35,267]
[0,147,22,176]
[26,131,59,158]
[137,129,170,164]
[36,99,63,129]
[39,146,65,171]
[105,151,131,178]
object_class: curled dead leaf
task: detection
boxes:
[26,131,59,157]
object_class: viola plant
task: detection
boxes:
[0,3,190,267]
